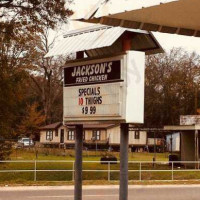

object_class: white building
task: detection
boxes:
[39,122,162,151]
[166,132,180,152]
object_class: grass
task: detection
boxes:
[1,148,199,184]
[10,148,170,161]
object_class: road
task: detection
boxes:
[0,185,200,200]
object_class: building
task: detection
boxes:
[166,132,180,152]
[39,122,163,151]
[39,122,110,149]
[164,115,200,165]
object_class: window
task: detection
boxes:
[68,130,75,140]
[46,130,53,141]
[92,130,101,141]
[135,131,140,139]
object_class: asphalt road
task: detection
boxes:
[0,185,200,200]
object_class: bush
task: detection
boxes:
[100,156,118,164]
[0,141,12,160]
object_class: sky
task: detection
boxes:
[63,0,200,54]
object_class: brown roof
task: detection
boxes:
[39,122,62,130]
[40,122,118,130]
[67,124,117,129]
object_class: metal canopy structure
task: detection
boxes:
[81,0,200,37]
[45,25,163,58]
[164,125,200,164]
[164,125,200,131]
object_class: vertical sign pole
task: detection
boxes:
[74,51,84,200]
[74,124,83,200]
[119,33,132,200]
[120,123,129,200]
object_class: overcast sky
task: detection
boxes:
[65,0,200,54]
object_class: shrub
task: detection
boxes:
[0,141,12,160]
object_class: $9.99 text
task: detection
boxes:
[82,106,96,114]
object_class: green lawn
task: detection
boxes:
[10,148,169,161]
[1,149,197,183]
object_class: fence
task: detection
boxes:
[0,160,200,182]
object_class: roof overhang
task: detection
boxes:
[45,25,163,58]
[164,125,200,131]
[80,0,200,37]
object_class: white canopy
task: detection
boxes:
[45,25,163,57]
[81,0,200,37]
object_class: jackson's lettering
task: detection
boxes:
[72,62,112,77]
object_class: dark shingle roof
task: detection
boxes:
[40,122,118,130]
[39,122,62,130]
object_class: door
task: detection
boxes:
[60,129,64,143]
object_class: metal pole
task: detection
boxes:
[196,130,199,162]
[171,162,174,181]
[139,162,142,181]
[74,125,83,200]
[72,161,75,181]
[96,140,97,156]
[153,132,156,168]
[120,123,129,200]
[108,161,110,181]
[195,130,199,169]
[197,131,199,169]
[34,160,37,181]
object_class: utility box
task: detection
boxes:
[63,50,145,124]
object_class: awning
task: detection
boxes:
[164,125,200,131]
[45,25,163,57]
[80,0,200,37]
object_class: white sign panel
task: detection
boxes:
[180,115,200,125]
[63,51,145,123]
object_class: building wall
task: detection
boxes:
[40,125,149,147]
[181,131,195,162]
[129,131,147,146]
[108,126,120,144]
[147,138,162,146]
[84,130,107,141]
[40,127,108,144]
[108,126,147,146]
[58,126,74,144]
[85,130,92,141]
[40,130,47,143]
[40,130,59,143]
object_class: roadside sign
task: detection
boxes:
[63,51,145,124]
[180,115,200,125]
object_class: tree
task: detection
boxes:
[0,0,73,159]
[28,28,71,124]
[18,103,45,139]
[0,0,73,30]
[0,140,12,160]
[145,48,200,127]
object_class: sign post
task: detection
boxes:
[119,35,131,200]
[74,52,84,200]
[74,124,83,200]
[64,49,145,200]
[120,123,129,200]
